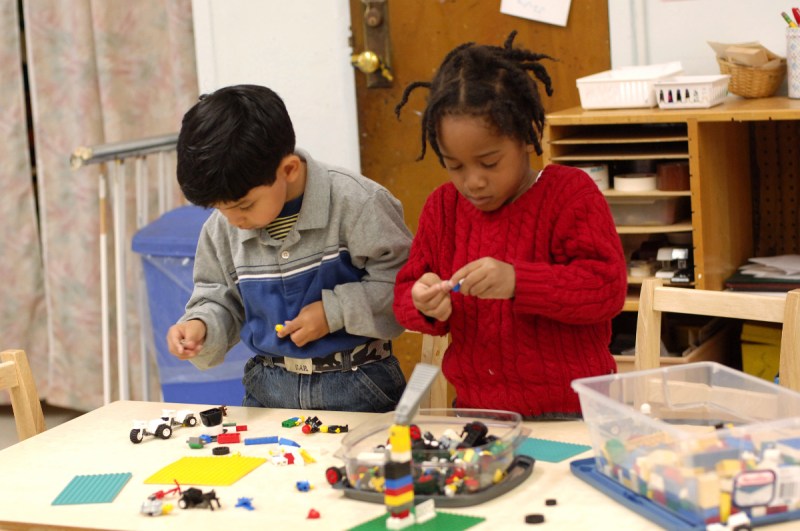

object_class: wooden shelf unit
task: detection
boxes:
[543,97,800,312]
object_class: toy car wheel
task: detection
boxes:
[155,424,173,439]
[325,466,344,485]
[184,415,197,427]
[130,429,144,444]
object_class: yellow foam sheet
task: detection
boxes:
[144,455,266,486]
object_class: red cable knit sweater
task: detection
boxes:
[393,164,627,417]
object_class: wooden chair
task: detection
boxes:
[419,334,450,408]
[635,278,800,391]
[0,349,45,441]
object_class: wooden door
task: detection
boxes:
[349,0,611,377]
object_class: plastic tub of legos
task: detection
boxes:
[330,408,532,507]
[571,362,800,528]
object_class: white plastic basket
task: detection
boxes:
[654,75,730,109]
[577,62,684,110]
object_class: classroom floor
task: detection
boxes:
[0,403,83,451]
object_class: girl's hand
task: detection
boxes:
[411,272,452,321]
[450,258,516,299]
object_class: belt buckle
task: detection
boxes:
[283,356,313,375]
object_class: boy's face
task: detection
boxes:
[437,114,534,212]
[214,180,289,231]
[213,155,304,231]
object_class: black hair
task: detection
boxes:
[176,84,296,207]
[395,31,554,165]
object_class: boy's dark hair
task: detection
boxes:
[176,84,296,207]
[395,31,554,165]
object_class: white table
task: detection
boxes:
[0,400,791,530]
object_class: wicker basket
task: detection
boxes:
[717,56,786,98]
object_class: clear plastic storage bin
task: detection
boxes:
[577,62,683,109]
[606,196,686,226]
[572,362,800,527]
[332,408,529,505]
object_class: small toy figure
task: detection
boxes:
[141,481,181,516]
[140,497,174,516]
[296,480,314,492]
[235,497,254,510]
[131,409,198,444]
[458,421,489,448]
[179,487,221,510]
[302,416,323,434]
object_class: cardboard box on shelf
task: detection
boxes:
[725,46,770,67]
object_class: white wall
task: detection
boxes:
[611,0,798,88]
[192,0,360,171]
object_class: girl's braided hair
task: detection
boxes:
[395,31,555,166]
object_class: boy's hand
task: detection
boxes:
[411,272,452,321]
[167,319,207,359]
[449,258,516,299]
[276,301,330,347]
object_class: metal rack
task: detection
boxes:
[71,133,181,404]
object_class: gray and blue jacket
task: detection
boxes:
[181,149,412,369]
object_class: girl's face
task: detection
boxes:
[437,114,534,212]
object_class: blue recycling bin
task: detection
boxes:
[132,205,253,405]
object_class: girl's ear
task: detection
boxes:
[525,143,535,153]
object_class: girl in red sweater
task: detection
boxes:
[393,32,627,419]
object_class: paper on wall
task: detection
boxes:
[500,0,571,27]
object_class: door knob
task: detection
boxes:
[355,0,393,88]
[351,51,394,82]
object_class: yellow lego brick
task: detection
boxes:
[716,459,743,478]
[389,425,411,453]
[385,489,414,507]
[299,448,316,464]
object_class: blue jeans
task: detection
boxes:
[241,355,406,412]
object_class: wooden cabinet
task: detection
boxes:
[542,97,800,312]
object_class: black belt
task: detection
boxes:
[256,339,391,374]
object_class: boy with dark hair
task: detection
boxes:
[168,84,411,412]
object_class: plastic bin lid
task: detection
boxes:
[131,205,213,257]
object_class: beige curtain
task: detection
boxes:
[0,0,48,405]
[15,0,198,410]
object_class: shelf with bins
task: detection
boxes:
[542,99,800,366]
[544,122,693,312]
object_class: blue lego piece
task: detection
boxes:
[244,436,279,445]
[235,497,254,510]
